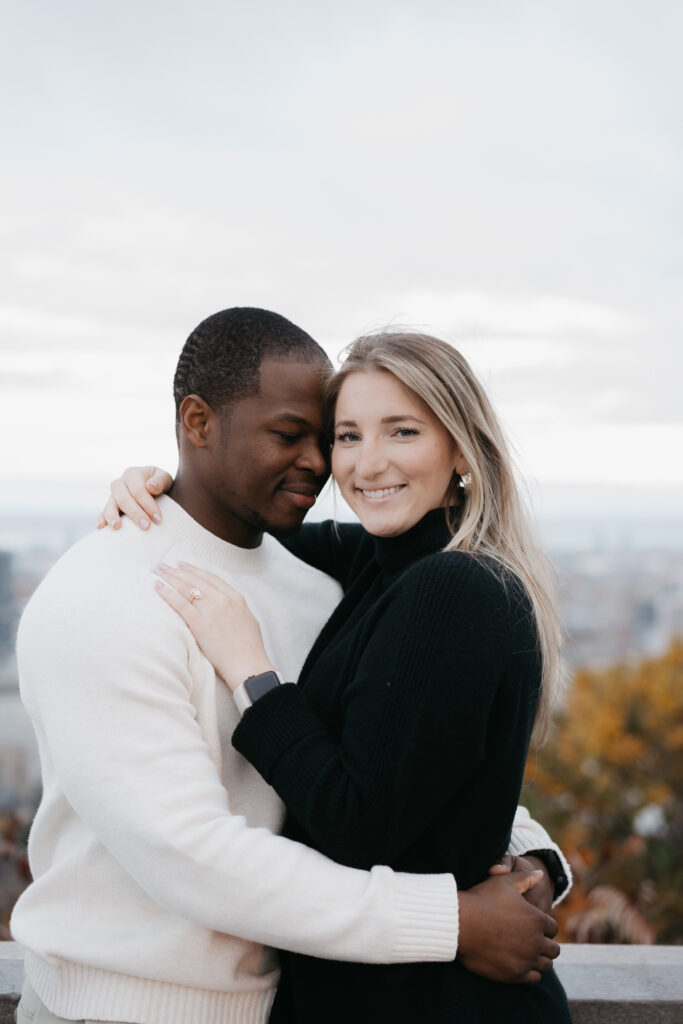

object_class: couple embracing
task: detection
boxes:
[12,308,572,1023]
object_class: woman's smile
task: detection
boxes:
[357,484,406,501]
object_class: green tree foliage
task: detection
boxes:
[523,641,683,943]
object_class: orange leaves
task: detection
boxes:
[522,640,683,943]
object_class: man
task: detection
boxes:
[12,308,568,1024]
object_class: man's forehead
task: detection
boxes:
[256,359,328,402]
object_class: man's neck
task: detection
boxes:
[169,473,264,549]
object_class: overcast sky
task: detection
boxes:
[1,1,681,517]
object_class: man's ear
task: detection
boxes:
[178,395,215,448]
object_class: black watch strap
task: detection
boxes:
[525,848,568,900]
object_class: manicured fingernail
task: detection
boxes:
[153,579,165,589]
[152,513,162,524]
[111,519,121,530]
[139,518,150,530]
[178,560,189,567]
[155,563,170,573]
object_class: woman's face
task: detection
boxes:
[331,369,467,538]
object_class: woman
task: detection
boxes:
[103,332,571,1022]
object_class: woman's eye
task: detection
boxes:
[334,431,360,443]
[394,427,419,438]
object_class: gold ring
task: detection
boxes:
[189,588,202,602]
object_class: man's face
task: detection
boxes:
[206,359,330,546]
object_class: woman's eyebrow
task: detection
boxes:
[335,415,425,427]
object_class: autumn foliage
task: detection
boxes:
[523,640,683,943]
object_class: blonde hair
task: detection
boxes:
[327,331,564,742]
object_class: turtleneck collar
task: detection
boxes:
[372,506,458,576]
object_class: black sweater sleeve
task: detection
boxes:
[280,521,367,588]
[233,554,537,868]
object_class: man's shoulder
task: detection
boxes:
[21,516,183,636]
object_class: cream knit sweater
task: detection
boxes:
[11,497,565,1024]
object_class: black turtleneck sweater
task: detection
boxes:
[232,510,570,1024]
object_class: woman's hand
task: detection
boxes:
[96,466,173,531]
[153,563,276,690]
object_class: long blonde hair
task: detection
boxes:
[327,331,564,742]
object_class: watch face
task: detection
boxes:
[244,671,282,704]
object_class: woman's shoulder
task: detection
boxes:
[405,549,531,615]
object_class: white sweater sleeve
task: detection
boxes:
[508,806,572,905]
[17,559,458,965]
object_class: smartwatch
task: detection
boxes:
[233,670,285,715]
[525,848,568,901]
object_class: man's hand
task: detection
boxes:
[489,853,555,914]
[457,869,560,984]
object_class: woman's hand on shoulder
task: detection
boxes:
[152,562,274,690]
[96,466,173,531]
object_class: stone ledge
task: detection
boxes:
[554,943,683,1023]
[1,942,683,1023]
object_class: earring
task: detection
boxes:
[458,472,471,489]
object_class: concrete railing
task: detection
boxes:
[2,942,683,1023]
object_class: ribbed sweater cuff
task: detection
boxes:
[232,683,325,782]
[388,871,459,962]
[24,951,274,1024]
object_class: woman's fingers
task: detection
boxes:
[114,468,165,528]
[102,495,122,531]
[97,466,171,531]
[143,467,173,495]
[151,564,271,689]
[153,578,201,627]
[176,562,244,592]
[154,564,231,603]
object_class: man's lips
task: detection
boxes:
[278,483,318,509]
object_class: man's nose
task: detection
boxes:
[296,439,328,478]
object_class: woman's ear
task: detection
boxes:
[453,446,469,477]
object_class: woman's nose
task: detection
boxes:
[355,441,388,479]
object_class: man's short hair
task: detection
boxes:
[173,307,331,422]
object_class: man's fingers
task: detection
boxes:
[542,936,561,960]
[510,868,544,894]
[488,854,515,875]
[521,969,542,985]
[543,914,559,939]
